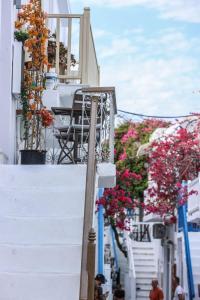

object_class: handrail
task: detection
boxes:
[125,232,136,300]
[48,13,82,18]
[79,96,98,300]
[125,232,136,278]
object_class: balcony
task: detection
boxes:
[46,8,100,86]
[14,6,117,165]
[16,86,117,165]
[187,176,200,223]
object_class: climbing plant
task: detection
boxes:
[145,123,200,219]
[97,118,169,256]
[15,0,53,150]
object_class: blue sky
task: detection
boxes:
[71,0,200,116]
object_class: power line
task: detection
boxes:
[117,109,199,119]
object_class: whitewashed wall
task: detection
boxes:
[0,0,16,163]
[0,0,71,163]
[42,0,71,14]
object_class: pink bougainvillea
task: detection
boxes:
[98,118,170,231]
[122,128,138,143]
[145,126,200,217]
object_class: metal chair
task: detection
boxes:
[54,89,102,164]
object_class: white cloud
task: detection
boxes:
[99,38,137,58]
[97,28,200,115]
[74,0,200,23]
[93,28,111,38]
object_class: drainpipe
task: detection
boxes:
[80,96,98,300]
[98,188,104,274]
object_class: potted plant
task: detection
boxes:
[47,33,76,83]
[15,0,53,164]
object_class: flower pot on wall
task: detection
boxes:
[45,72,58,90]
[20,150,46,165]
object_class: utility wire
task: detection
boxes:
[117,109,199,119]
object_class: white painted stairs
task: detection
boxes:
[132,241,158,300]
[184,232,200,300]
[0,165,87,300]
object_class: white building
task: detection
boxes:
[0,1,116,299]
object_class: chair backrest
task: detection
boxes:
[70,88,104,126]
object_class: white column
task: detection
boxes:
[0,0,15,163]
[81,8,90,84]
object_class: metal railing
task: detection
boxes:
[16,87,116,165]
[47,87,116,165]
[188,176,200,222]
[47,8,100,86]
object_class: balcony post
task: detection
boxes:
[81,7,90,84]
[80,95,98,300]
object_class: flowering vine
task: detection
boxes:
[15,0,53,150]
[145,124,200,218]
[97,118,169,256]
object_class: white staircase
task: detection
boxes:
[188,232,200,300]
[132,241,158,300]
[0,165,87,300]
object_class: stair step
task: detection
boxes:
[0,165,87,188]
[135,266,157,272]
[0,216,83,244]
[136,272,157,278]
[0,187,85,217]
[136,283,151,291]
[137,290,150,297]
[132,250,155,256]
[135,260,155,266]
[132,243,154,249]
[0,272,80,300]
[0,244,81,273]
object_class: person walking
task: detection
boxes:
[173,276,185,300]
[113,288,125,300]
[94,274,109,300]
[149,279,164,300]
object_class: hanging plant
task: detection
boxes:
[47,33,77,73]
[14,30,29,43]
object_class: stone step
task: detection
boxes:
[136,283,151,291]
[0,216,83,245]
[0,272,80,300]
[135,265,157,273]
[136,272,157,278]
[137,289,150,298]
[0,244,81,274]
[0,186,85,217]
[132,242,154,249]
[135,259,156,266]
[132,250,155,256]
[0,165,86,188]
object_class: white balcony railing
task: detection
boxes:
[47,8,100,86]
[124,232,136,300]
[16,87,117,165]
[188,176,200,223]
